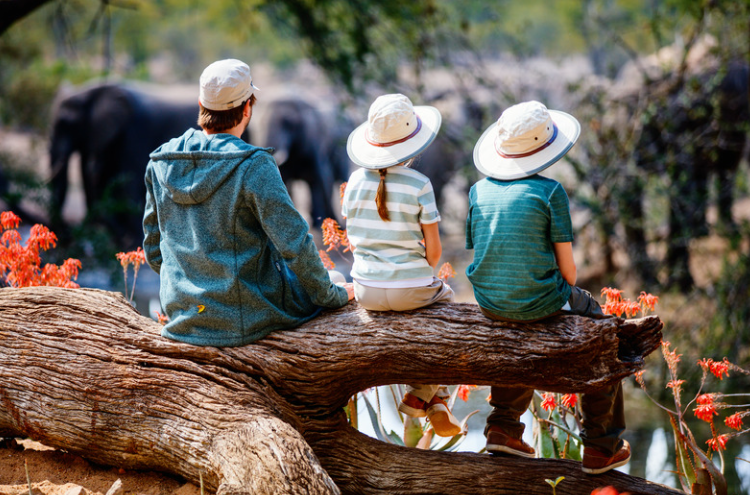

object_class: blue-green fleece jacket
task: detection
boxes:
[143,128,348,346]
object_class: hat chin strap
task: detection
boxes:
[495,124,558,159]
[365,116,422,147]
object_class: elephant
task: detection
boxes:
[262,98,350,226]
[624,60,750,290]
[413,98,489,209]
[48,83,250,250]
[261,96,485,228]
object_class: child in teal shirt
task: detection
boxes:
[466,101,628,475]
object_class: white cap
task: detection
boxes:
[199,59,259,111]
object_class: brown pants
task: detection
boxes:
[482,286,624,455]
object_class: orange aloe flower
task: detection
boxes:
[600,287,623,304]
[637,292,659,313]
[561,393,578,409]
[660,341,681,373]
[634,370,646,387]
[710,359,730,380]
[321,218,349,253]
[706,434,729,451]
[541,392,556,412]
[666,380,685,392]
[694,394,719,422]
[698,358,731,380]
[1,211,81,288]
[457,385,477,402]
[318,250,335,270]
[1,211,21,230]
[725,412,744,431]
[438,262,456,281]
[339,182,348,209]
[623,300,642,318]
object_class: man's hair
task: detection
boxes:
[198,94,257,132]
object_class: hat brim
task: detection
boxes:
[473,110,581,180]
[347,105,442,169]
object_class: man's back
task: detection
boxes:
[144,128,347,346]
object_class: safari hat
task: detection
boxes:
[199,59,259,111]
[347,93,441,169]
[473,100,580,180]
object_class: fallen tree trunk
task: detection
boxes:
[0,287,677,494]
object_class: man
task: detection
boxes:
[143,59,353,347]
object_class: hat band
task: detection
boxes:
[495,124,558,159]
[365,116,422,147]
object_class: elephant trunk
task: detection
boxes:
[274,149,289,167]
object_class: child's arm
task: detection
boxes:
[422,222,442,269]
[553,242,577,286]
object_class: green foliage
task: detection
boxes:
[0,150,48,211]
[0,60,67,131]
[711,241,750,364]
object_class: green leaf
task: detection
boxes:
[434,432,467,452]
[362,391,394,444]
[403,416,424,448]
[386,429,405,446]
[538,421,556,458]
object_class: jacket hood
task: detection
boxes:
[148,128,269,204]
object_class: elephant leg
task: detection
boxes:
[48,150,73,233]
[308,156,336,227]
[618,174,658,287]
[684,154,710,239]
[715,146,743,236]
[665,165,695,291]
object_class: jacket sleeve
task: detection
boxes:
[142,164,162,274]
[244,153,348,309]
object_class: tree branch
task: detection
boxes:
[0,287,673,494]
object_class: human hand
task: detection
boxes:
[341,282,355,301]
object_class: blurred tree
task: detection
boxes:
[0,0,55,36]
[565,0,750,291]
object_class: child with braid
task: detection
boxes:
[342,94,459,437]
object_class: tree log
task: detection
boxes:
[0,287,678,495]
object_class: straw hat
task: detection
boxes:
[347,94,441,169]
[473,100,580,180]
[199,59,259,111]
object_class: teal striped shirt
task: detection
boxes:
[465,175,573,320]
[342,166,440,283]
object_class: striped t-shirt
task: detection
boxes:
[465,175,573,321]
[342,166,440,284]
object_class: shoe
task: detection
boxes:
[398,393,428,418]
[426,396,462,437]
[485,426,536,458]
[582,440,631,474]
[434,386,451,400]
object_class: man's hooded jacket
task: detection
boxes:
[143,128,348,346]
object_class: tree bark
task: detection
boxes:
[0,287,678,495]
